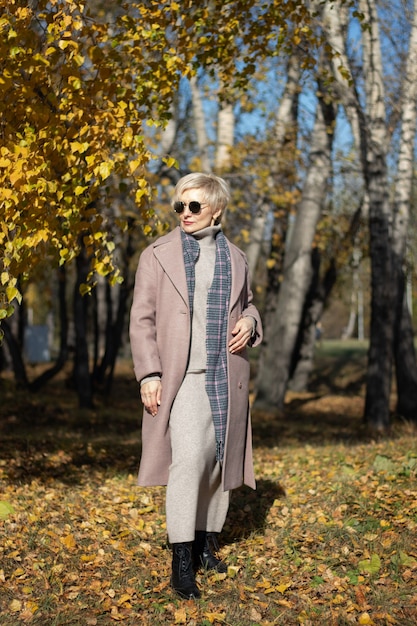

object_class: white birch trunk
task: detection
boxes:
[320,1,361,149]
[215,101,234,171]
[256,91,336,408]
[159,104,178,156]
[391,3,417,420]
[392,5,417,257]
[320,0,370,217]
[245,54,300,278]
[189,75,211,172]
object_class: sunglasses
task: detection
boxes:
[173,201,208,214]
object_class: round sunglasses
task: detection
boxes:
[173,201,208,214]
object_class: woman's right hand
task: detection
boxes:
[140,380,162,417]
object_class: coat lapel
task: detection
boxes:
[153,227,245,311]
[228,244,246,309]
[153,227,189,308]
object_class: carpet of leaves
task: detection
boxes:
[0,355,416,625]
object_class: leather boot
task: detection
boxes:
[194,531,227,573]
[171,542,201,599]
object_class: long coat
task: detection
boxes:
[129,226,263,491]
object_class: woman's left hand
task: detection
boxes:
[229,317,255,354]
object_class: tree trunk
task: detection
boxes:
[73,245,93,409]
[1,319,29,388]
[360,0,394,429]
[215,100,234,172]
[94,231,134,394]
[289,252,337,391]
[321,0,416,427]
[394,280,417,420]
[245,197,271,279]
[29,266,69,392]
[391,3,417,420]
[190,75,212,172]
[245,54,300,279]
[291,194,363,387]
[255,86,336,408]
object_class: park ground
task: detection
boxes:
[0,341,416,625]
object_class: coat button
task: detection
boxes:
[238,382,243,389]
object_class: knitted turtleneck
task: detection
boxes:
[187,225,221,372]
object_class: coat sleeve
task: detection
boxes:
[241,260,263,348]
[129,247,162,383]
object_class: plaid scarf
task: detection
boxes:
[181,229,231,462]
[181,229,200,317]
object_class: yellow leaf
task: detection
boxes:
[117,593,132,605]
[68,76,82,90]
[14,568,25,577]
[71,141,89,154]
[358,613,375,625]
[227,565,240,578]
[23,600,39,615]
[204,612,226,624]
[9,599,22,613]
[6,286,21,304]
[73,54,85,66]
[129,159,142,174]
[98,161,113,180]
[174,608,187,624]
[162,156,178,169]
[61,534,76,549]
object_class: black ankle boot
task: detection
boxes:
[171,542,201,599]
[194,531,227,573]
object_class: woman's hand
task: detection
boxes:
[140,380,162,416]
[229,317,255,354]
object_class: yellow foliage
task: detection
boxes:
[0,0,318,321]
[0,0,193,318]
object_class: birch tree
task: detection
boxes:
[245,54,301,278]
[321,0,417,427]
[391,4,417,420]
[256,79,337,408]
[190,76,212,173]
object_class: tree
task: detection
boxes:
[0,0,321,325]
[0,0,194,326]
[316,0,417,427]
[255,73,337,408]
[390,2,417,421]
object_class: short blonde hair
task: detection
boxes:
[172,172,231,220]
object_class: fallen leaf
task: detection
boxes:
[0,501,14,520]
[358,554,381,575]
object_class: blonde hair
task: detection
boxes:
[172,172,231,220]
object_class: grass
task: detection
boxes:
[0,341,417,625]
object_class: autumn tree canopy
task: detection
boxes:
[0,0,318,327]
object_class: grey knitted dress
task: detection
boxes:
[166,225,230,543]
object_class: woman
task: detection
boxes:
[129,172,263,599]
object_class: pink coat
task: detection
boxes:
[129,227,263,491]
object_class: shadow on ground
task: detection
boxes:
[0,357,399,486]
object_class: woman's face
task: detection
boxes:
[177,187,222,234]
